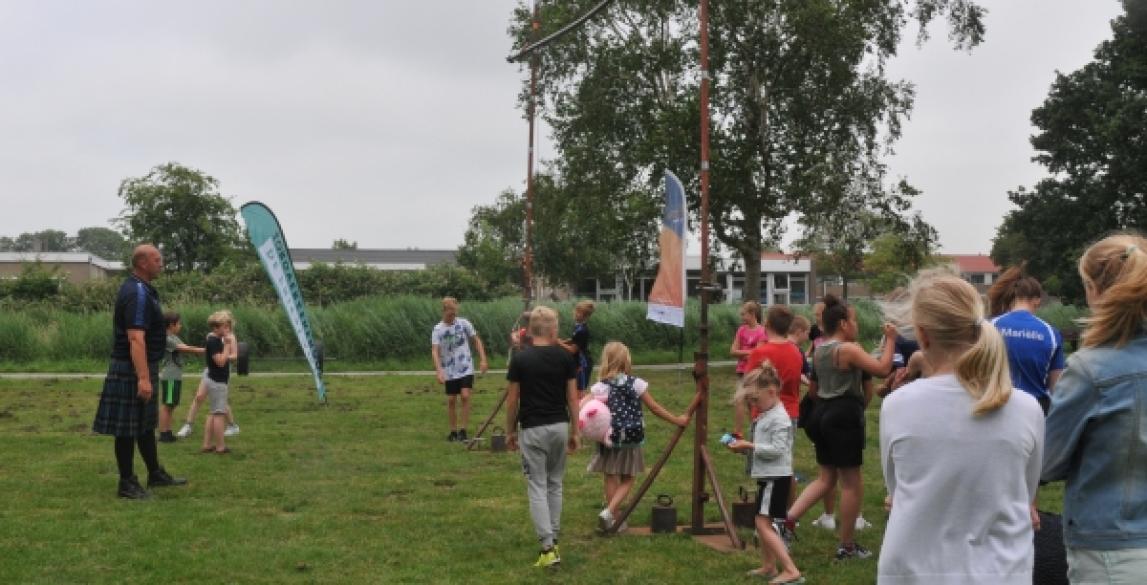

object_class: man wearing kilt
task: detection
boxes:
[92,244,188,499]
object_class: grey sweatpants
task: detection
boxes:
[519,422,569,548]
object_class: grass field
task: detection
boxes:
[0,366,1062,584]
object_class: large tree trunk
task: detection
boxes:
[743,248,762,303]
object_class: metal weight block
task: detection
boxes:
[733,486,757,529]
[236,342,251,376]
[651,494,678,534]
[490,427,507,453]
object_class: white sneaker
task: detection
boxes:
[812,513,836,530]
[175,423,193,438]
[598,508,614,532]
[224,424,240,437]
[855,515,872,530]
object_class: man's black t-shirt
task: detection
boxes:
[111,275,166,363]
[507,344,576,429]
[205,335,230,384]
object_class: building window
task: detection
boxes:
[970,273,986,285]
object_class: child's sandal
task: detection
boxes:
[200,447,213,454]
[746,568,778,579]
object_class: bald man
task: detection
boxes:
[92,244,188,499]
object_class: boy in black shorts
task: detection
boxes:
[431,297,488,442]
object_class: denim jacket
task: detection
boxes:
[1042,333,1147,550]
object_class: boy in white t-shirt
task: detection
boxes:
[431,297,488,442]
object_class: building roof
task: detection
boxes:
[0,252,124,271]
[288,248,457,269]
[943,254,1000,274]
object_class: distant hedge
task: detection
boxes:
[0,262,517,312]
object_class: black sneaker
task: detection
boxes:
[457,429,468,442]
[835,542,873,561]
[158,431,176,443]
[447,431,458,442]
[147,467,188,488]
[118,475,151,500]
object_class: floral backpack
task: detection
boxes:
[604,374,645,446]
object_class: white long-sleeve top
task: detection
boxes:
[878,374,1044,585]
[748,402,792,479]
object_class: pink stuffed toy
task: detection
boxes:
[578,398,613,447]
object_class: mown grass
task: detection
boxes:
[0,366,1063,584]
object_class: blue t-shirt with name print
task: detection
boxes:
[990,310,1065,401]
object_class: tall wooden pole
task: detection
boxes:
[523,1,540,304]
[691,0,713,534]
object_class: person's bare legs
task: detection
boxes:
[184,379,207,427]
[460,388,471,431]
[788,465,838,521]
[755,515,800,580]
[446,395,458,434]
[608,474,636,517]
[201,413,214,451]
[159,405,173,433]
[837,467,864,545]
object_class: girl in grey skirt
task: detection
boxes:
[581,342,688,531]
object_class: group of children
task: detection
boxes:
[157,310,241,453]
[430,233,1147,583]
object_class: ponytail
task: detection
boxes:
[910,270,1012,416]
[821,294,850,335]
[955,319,1013,416]
[987,265,1043,317]
[1079,233,1147,348]
[733,361,781,406]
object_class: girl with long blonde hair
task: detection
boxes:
[1043,233,1147,583]
[581,341,688,532]
[879,271,1045,584]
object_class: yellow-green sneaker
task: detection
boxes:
[553,544,561,562]
[534,548,559,568]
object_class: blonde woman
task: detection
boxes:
[879,272,1044,584]
[1043,233,1147,584]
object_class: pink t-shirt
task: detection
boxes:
[734,325,768,373]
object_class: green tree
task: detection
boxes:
[532,170,658,295]
[75,227,130,261]
[457,189,527,292]
[865,223,940,294]
[991,5,1147,303]
[8,230,72,252]
[511,0,982,302]
[332,239,358,250]
[795,180,938,299]
[116,163,245,273]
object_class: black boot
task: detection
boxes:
[158,431,176,443]
[118,475,151,500]
[147,467,188,488]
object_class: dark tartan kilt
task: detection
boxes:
[92,360,159,437]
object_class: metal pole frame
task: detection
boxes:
[609,0,740,549]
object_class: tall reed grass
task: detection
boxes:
[3,296,1062,367]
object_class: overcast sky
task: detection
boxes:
[0,1,1125,255]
